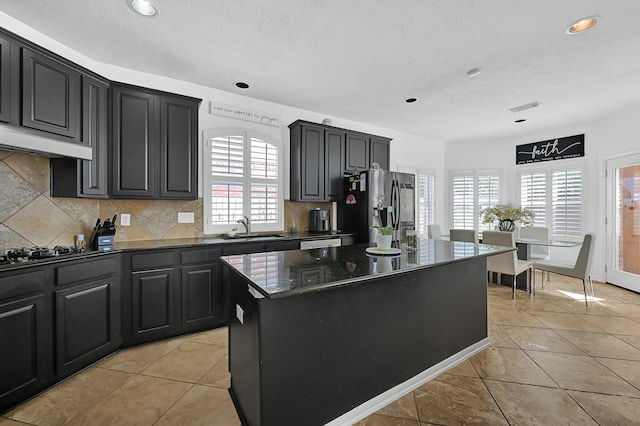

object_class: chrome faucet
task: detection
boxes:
[236,215,251,235]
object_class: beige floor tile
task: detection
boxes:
[155,384,240,426]
[198,355,231,388]
[413,374,508,425]
[500,325,584,354]
[528,310,605,332]
[444,359,479,378]
[6,367,131,426]
[568,391,640,426]
[469,347,556,386]
[0,419,27,426]
[354,414,420,426]
[576,315,640,336]
[599,302,640,318]
[98,338,185,373]
[488,308,547,328]
[555,330,640,360]
[488,321,518,348]
[488,296,520,310]
[514,297,568,313]
[187,327,229,346]
[616,334,640,349]
[551,299,619,316]
[595,357,640,389]
[484,380,597,425]
[526,351,640,397]
[374,393,418,421]
[66,375,191,426]
[142,341,227,383]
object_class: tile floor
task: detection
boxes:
[3,273,640,425]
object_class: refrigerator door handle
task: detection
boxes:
[391,179,399,229]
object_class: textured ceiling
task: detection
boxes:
[2,0,640,142]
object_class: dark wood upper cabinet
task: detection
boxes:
[345,133,370,172]
[111,84,200,199]
[370,137,390,171]
[159,95,199,199]
[80,75,109,197]
[111,86,157,198]
[21,48,80,140]
[324,129,345,200]
[0,35,11,123]
[290,120,390,202]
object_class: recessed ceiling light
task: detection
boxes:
[235,82,250,89]
[566,16,599,34]
[128,0,158,17]
[515,119,526,123]
[404,97,419,103]
[466,68,481,78]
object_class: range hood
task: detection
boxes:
[0,126,92,160]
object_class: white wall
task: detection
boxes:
[445,101,640,283]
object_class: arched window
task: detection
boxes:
[203,128,283,234]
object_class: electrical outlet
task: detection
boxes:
[178,212,195,224]
[121,213,131,226]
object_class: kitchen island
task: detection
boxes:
[221,239,513,426]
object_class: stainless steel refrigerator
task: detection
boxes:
[337,169,415,244]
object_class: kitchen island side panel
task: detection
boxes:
[227,256,488,426]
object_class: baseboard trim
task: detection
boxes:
[325,337,490,426]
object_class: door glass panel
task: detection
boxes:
[616,164,640,274]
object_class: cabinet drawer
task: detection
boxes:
[222,243,266,256]
[0,270,46,299]
[131,251,175,270]
[181,248,221,265]
[56,257,117,286]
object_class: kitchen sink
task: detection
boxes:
[220,234,286,241]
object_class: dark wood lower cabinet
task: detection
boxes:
[131,268,179,344]
[181,264,221,331]
[55,277,120,377]
[0,294,49,413]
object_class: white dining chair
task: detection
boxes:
[533,233,596,306]
[427,224,442,240]
[483,231,533,299]
[449,229,477,243]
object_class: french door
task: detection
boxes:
[606,153,640,292]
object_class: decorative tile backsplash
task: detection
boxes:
[0,149,332,247]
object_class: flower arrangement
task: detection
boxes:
[480,204,535,227]
[370,225,394,235]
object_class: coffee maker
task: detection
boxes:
[309,208,331,233]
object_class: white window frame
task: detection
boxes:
[517,159,584,242]
[449,169,502,232]
[203,127,284,235]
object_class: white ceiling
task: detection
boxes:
[2,0,640,142]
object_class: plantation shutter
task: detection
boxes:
[417,172,435,235]
[452,175,474,229]
[477,175,500,232]
[520,172,547,227]
[552,169,582,240]
[210,135,244,225]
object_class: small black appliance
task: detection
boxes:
[309,208,331,233]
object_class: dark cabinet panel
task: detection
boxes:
[55,278,119,376]
[266,240,300,252]
[370,138,390,171]
[80,75,109,197]
[181,264,220,331]
[21,48,80,140]
[131,268,179,343]
[222,243,267,256]
[300,125,324,200]
[0,294,49,413]
[111,86,157,198]
[345,133,370,171]
[324,130,345,200]
[160,96,198,198]
[0,35,11,123]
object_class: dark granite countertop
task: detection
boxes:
[220,238,515,299]
[0,231,355,272]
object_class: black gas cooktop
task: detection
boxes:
[1,246,85,266]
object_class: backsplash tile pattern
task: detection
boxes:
[0,149,334,247]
